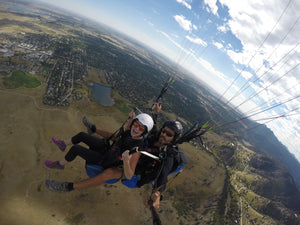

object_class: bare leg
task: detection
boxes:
[63,138,72,146]
[73,167,122,190]
[59,159,68,166]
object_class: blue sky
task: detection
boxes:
[35,0,300,161]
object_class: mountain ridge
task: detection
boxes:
[242,123,300,190]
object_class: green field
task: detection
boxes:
[3,70,41,89]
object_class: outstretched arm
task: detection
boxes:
[152,103,161,125]
[124,110,135,131]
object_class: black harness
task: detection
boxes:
[99,130,146,169]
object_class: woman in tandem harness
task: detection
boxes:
[44,113,154,185]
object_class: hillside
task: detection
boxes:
[203,132,300,224]
[243,123,300,189]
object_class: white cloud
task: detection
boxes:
[186,35,207,46]
[226,49,250,65]
[218,0,300,115]
[204,0,219,16]
[240,70,253,80]
[158,30,192,57]
[174,15,196,31]
[213,41,223,49]
[217,24,229,33]
[144,18,154,27]
[195,57,228,83]
[176,0,192,10]
[219,0,300,78]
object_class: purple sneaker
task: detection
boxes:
[45,160,64,170]
[51,137,66,151]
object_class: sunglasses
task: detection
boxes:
[133,121,145,132]
[161,128,174,137]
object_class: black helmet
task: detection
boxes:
[162,120,183,143]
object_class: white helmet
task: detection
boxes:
[135,113,154,133]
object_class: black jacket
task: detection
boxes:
[135,131,189,190]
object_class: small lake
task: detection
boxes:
[89,83,115,107]
[4,4,52,17]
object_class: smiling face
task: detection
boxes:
[130,120,145,139]
[158,126,175,145]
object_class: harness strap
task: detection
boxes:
[130,147,160,160]
[151,146,167,193]
[107,126,124,147]
[151,145,185,195]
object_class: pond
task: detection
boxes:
[89,83,115,106]
[4,4,52,17]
